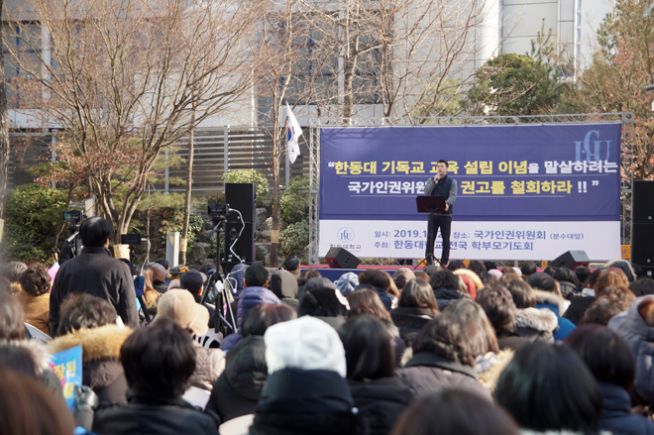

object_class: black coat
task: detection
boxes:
[249,368,365,435]
[50,247,138,333]
[564,295,595,324]
[206,335,267,422]
[390,307,435,347]
[93,397,217,435]
[434,287,463,311]
[599,382,654,435]
[349,377,412,435]
[397,352,490,400]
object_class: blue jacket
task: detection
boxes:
[599,382,654,435]
[609,296,654,404]
[222,286,281,352]
[533,289,575,341]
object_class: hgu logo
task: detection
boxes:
[575,130,612,162]
[337,228,354,242]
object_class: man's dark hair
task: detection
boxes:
[553,267,579,288]
[79,217,113,248]
[339,315,394,381]
[180,270,204,294]
[121,318,196,400]
[565,324,635,390]
[574,266,591,287]
[413,315,478,366]
[244,262,269,287]
[429,269,460,291]
[0,291,25,340]
[436,159,449,167]
[242,304,296,337]
[56,294,117,336]
[446,260,464,271]
[630,277,654,297]
[19,264,51,297]
[282,256,300,272]
[392,390,518,435]
[358,269,391,290]
[520,262,538,277]
[476,285,517,336]
[494,341,601,433]
[297,287,347,317]
[527,272,557,292]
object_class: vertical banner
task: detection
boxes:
[319,124,622,260]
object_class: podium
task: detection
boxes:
[416,195,448,214]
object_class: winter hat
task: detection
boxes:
[156,289,209,336]
[334,272,359,296]
[264,316,346,377]
[488,269,503,280]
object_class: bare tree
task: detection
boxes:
[4,0,261,238]
[0,0,10,235]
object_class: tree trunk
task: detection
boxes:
[180,126,194,265]
[270,113,281,266]
[0,0,10,227]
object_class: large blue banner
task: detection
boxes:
[318,124,622,260]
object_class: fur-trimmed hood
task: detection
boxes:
[0,339,51,373]
[477,350,513,392]
[515,307,558,333]
[49,324,132,362]
[532,289,571,316]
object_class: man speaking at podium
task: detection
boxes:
[423,160,457,266]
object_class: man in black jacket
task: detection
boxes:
[50,217,137,334]
[423,159,457,267]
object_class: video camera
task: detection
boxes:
[63,210,82,227]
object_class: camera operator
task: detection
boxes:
[49,217,138,334]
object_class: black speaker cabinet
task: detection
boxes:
[632,223,654,268]
[325,247,361,269]
[225,183,256,263]
[551,250,590,269]
[633,180,654,223]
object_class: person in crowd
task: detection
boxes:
[50,294,132,405]
[391,279,438,347]
[397,313,491,399]
[607,260,637,283]
[179,269,216,329]
[50,217,137,333]
[390,390,518,435]
[221,262,281,352]
[93,319,217,434]
[156,289,225,391]
[357,269,400,310]
[574,265,591,290]
[467,260,489,284]
[2,260,27,294]
[519,262,538,280]
[340,315,412,435]
[249,316,364,435]
[206,304,296,423]
[477,285,531,351]
[429,268,465,310]
[282,255,301,278]
[297,269,321,293]
[17,263,51,335]
[527,272,576,340]
[298,286,348,330]
[566,268,634,325]
[631,277,654,297]
[0,291,61,394]
[502,276,557,342]
[609,294,654,404]
[0,370,75,435]
[334,271,359,297]
[566,324,654,434]
[269,269,299,308]
[413,271,430,285]
[553,266,581,298]
[564,268,605,324]
[141,262,168,313]
[494,341,602,434]
[392,268,415,292]
[580,286,635,325]
[347,288,405,364]
[454,268,483,300]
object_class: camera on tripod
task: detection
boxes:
[208,202,229,225]
[63,210,83,229]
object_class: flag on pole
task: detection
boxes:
[286,103,302,164]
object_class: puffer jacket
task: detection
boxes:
[598,381,654,434]
[222,286,281,352]
[206,335,266,422]
[49,324,132,405]
[609,296,654,404]
[190,342,225,391]
[514,307,558,343]
[348,377,412,435]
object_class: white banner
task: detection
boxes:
[319,220,621,261]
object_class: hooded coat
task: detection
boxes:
[533,289,576,341]
[49,324,132,405]
[514,307,558,343]
[206,335,267,422]
[609,295,654,404]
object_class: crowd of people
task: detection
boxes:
[2,217,654,434]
